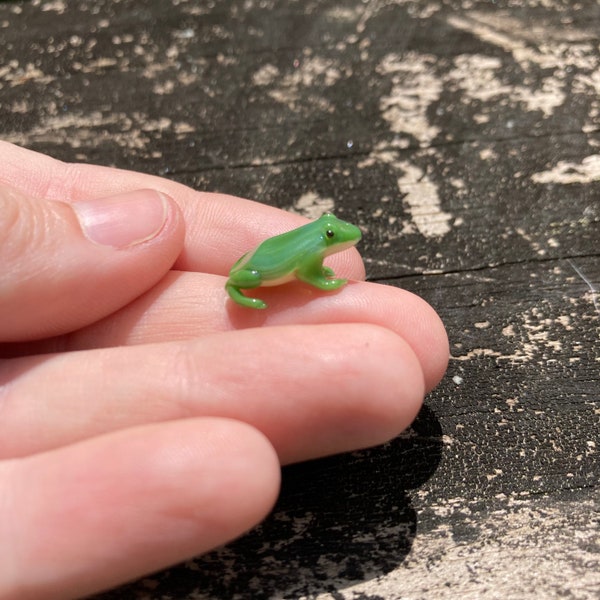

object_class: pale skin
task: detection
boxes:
[0,141,449,599]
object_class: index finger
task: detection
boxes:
[0,142,366,279]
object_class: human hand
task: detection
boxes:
[0,141,448,599]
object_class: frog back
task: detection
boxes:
[231,222,327,283]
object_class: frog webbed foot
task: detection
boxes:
[315,277,348,290]
[297,268,347,291]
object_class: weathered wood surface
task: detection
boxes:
[1,0,599,598]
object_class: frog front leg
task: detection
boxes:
[296,257,347,291]
[226,269,268,309]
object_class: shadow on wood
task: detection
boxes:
[96,406,443,599]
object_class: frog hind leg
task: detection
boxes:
[226,270,267,309]
[226,283,267,309]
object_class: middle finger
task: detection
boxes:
[8,272,448,392]
[0,323,424,465]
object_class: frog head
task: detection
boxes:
[318,213,362,256]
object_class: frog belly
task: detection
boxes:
[260,271,298,287]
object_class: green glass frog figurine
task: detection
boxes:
[226,213,361,309]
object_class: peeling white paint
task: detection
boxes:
[573,69,600,132]
[446,11,600,119]
[290,192,335,219]
[449,54,508,102]
[521,76,566,117]
[252,63,280,86]
[449,53,565,118]
[397,163,452,238]
[0,62,55,87]
[40,0,67,14]
[312,495,600,600]
[480,148,498,161]
[324,6,358,22]
[448,12,596,70]
[1,111,160,151]
[377,53,442,144]
[531,155,600,184]
[451,348,506,361]
[358,148,453,238]
[265,56,342,112]
[502,324,516,337]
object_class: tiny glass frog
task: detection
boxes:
[226,213,362,309]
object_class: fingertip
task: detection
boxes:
[187,418,282,531]
[259,281,448,393]
[343,283,449,392]
[411,297,450,392]
[262,323,427,464]
[1,419,280,600]
[381,327,427,432]
[324,324,427,456]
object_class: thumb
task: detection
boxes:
[0,184,184,341]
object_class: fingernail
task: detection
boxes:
[73,189,169,248]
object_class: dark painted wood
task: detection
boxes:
[1,0,598,597]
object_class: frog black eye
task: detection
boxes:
[326,229,335,238]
